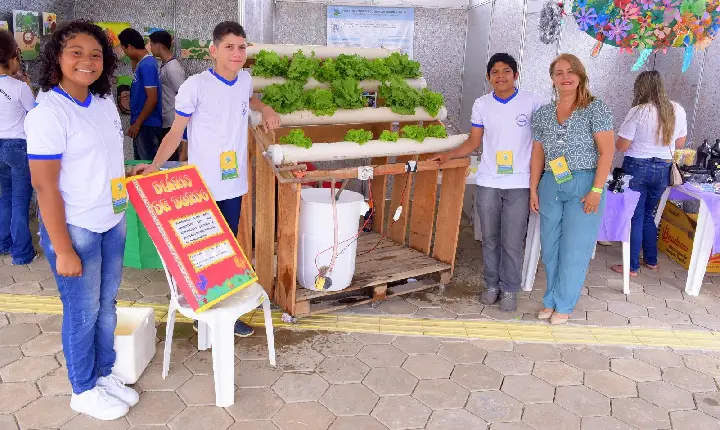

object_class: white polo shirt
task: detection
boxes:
[471,89,545,189]
[25,88,126,233]
[0,76,35,139]
[175,69,251,201]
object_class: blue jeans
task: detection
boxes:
[0,138,34,264]
[539,170,605,314]
[217,196,242,236]
[133,125,163,161]
[622,156,671,272]
[40,219,127,394]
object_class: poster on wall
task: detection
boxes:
[42,13,56,35]
[116,75,132,115]
[96,22,131,64]
[180,39,212,60]
[326,6,415,57]
[13,11,40,60]
[0,21,9,32]
[127,166,257,311]
[143,27,175,50]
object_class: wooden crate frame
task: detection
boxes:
[241,121,469,317]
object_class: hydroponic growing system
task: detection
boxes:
[239,43,469,317]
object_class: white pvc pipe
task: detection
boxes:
[265,134,468,165]
[251,106,447,127]
[248,43,399,59]
[252,77,427,92]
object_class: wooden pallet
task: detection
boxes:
[293,233,451,316]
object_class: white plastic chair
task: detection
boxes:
[159,257,276,407]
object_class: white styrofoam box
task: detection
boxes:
[112,307,156,384]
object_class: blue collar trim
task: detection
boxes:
[493,88,519,104]
[209,68,237,86]
[52,86,91,107]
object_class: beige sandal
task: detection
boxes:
[550,313,570,325]
[538,309,554,320]
[643,263,659,271]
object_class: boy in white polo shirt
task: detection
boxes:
[133,21,280,336]
[432,53,544,312]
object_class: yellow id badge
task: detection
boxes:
[110,177,128,214]
[220,151,239,180]
[549,156,573,184]
[496,151,513,174]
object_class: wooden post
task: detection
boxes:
[432,166,467,272]
[408,154,438,255]
[370,157,388,234]
[238,131,254,261]
[275,183,301,314]
[255,139,276,297]
[387,155,415,245]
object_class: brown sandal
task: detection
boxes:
[611,264,637,278]
[643,263,659,271]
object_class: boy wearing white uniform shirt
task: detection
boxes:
[432,53,544,312]
[133,21,280,337]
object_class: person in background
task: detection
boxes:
[0,30,36,265]
[529,53,614,325]
[612,71,687,277]
[132,21,280,337]
[148,30,186,161]
[118,27,163,161]
[25,20,138,420]
[432,53,544,312]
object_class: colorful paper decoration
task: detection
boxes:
[42,12,56,35]
[572,0,720,72]
[13,11,40,60]
[180,39,212,60]
[539,1,565,44]
[96,22,131,64]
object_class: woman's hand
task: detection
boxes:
[56,251,82,277]
[430,151,453,165]
[530,191,540,214]
[580,190,601,214]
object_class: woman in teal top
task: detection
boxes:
[529,53,615,325]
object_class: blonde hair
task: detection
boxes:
[632,71,675,147]
[549,53,595,109]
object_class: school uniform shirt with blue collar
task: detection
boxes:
[471,89,545,189]
[0,75,35,139]
[24,87,126,233]
[174,68,252,201]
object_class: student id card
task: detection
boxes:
[220,151,239,180]
[496,151,513,174]
[111,177,128,214]
[549,156,573,184]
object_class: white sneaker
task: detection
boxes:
[97,375,140,407]
[70,386,129,421]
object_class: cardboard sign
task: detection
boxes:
[658,203,720,273]
[127,166,257,311]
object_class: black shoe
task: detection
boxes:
[192,320,255,337]
[481,287,500,305]
[499,292,518,312]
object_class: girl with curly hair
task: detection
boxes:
[24,20,138,420]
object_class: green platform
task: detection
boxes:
[123,160,163,269]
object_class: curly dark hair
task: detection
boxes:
[0,30,19,70]
[39,20,117,97]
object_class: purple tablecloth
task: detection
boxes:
[669,184,720,252]
[597,189,641,242]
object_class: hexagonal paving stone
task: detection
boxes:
[532,361,584,386]
[450,363,503,391]
[690,313,720,331]
[38,314,62,333]
[575,295,608,311]
[471,339,514,351]
[612,398,670,430]
[607,302,649,318]
[356,344,408,368]
[402,354,454,379]
[371,396,431,429]
[628,293,666,309]
[695,392,720,419]
[637,381,695,412]
[634,348,684,368]
[168,406,233,430]
[328,416,387,430]
[137,363,192,391]
[648,308,691,325]
[522,403,581,430]
[319,383,378,416]
[669,410,720,430]
[683,354,720,377]
[20,332,62,356]
[351,332,396,344]
[275,346,325,372]
[37,370,73,396]
[645,285,683,300]
[363,367,418,396]
[272,402,334,430]
[183,350,214,375]
[665,299,709,315]
[0,381,40,413]
[587,311,630,326]
[236,360,283,388]
[425,409,487,430]
[500,375,554,404]
[663,367,718,392]
[413,379,469,410]
[272,372,329,403]
[581,416,635,430]
[234,336,271,360]
[226,387,285,421]
[588,287,628,302]
[0,323,40,346]
[311,333,364,357]
[466,391,523,423]
[484,351,533,376]
[0,355,59,382]
[589,345,634,359]
[611,358,661,382]
[60,414,129,429]
[489,423,534,430]
[177,374,216,406]
[514,343,560,362]
[584,371,637,398]
[154,339,197,364]
[126,391,186,425]
[437,341,486,364]
[0,345,22,368]
[316,356,370,384]
[15,396,77,429]
[376,297,419,316]
[392,336,441,355]
[555,385,610,417]
[0,281,41,294]
[561,349,609,372]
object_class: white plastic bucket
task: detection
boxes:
[297,188,370,292]
[112,307,156,384]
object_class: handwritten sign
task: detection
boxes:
[127,166,257,311]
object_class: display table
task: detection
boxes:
[656,184,719,296]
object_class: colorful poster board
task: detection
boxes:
[13,10,40,60]
[42,12,56,35]
[180,39,212,60]
[126,166,257,311]
[116,75,132,115]
[327,6,415,57]
[96,22,131,63]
